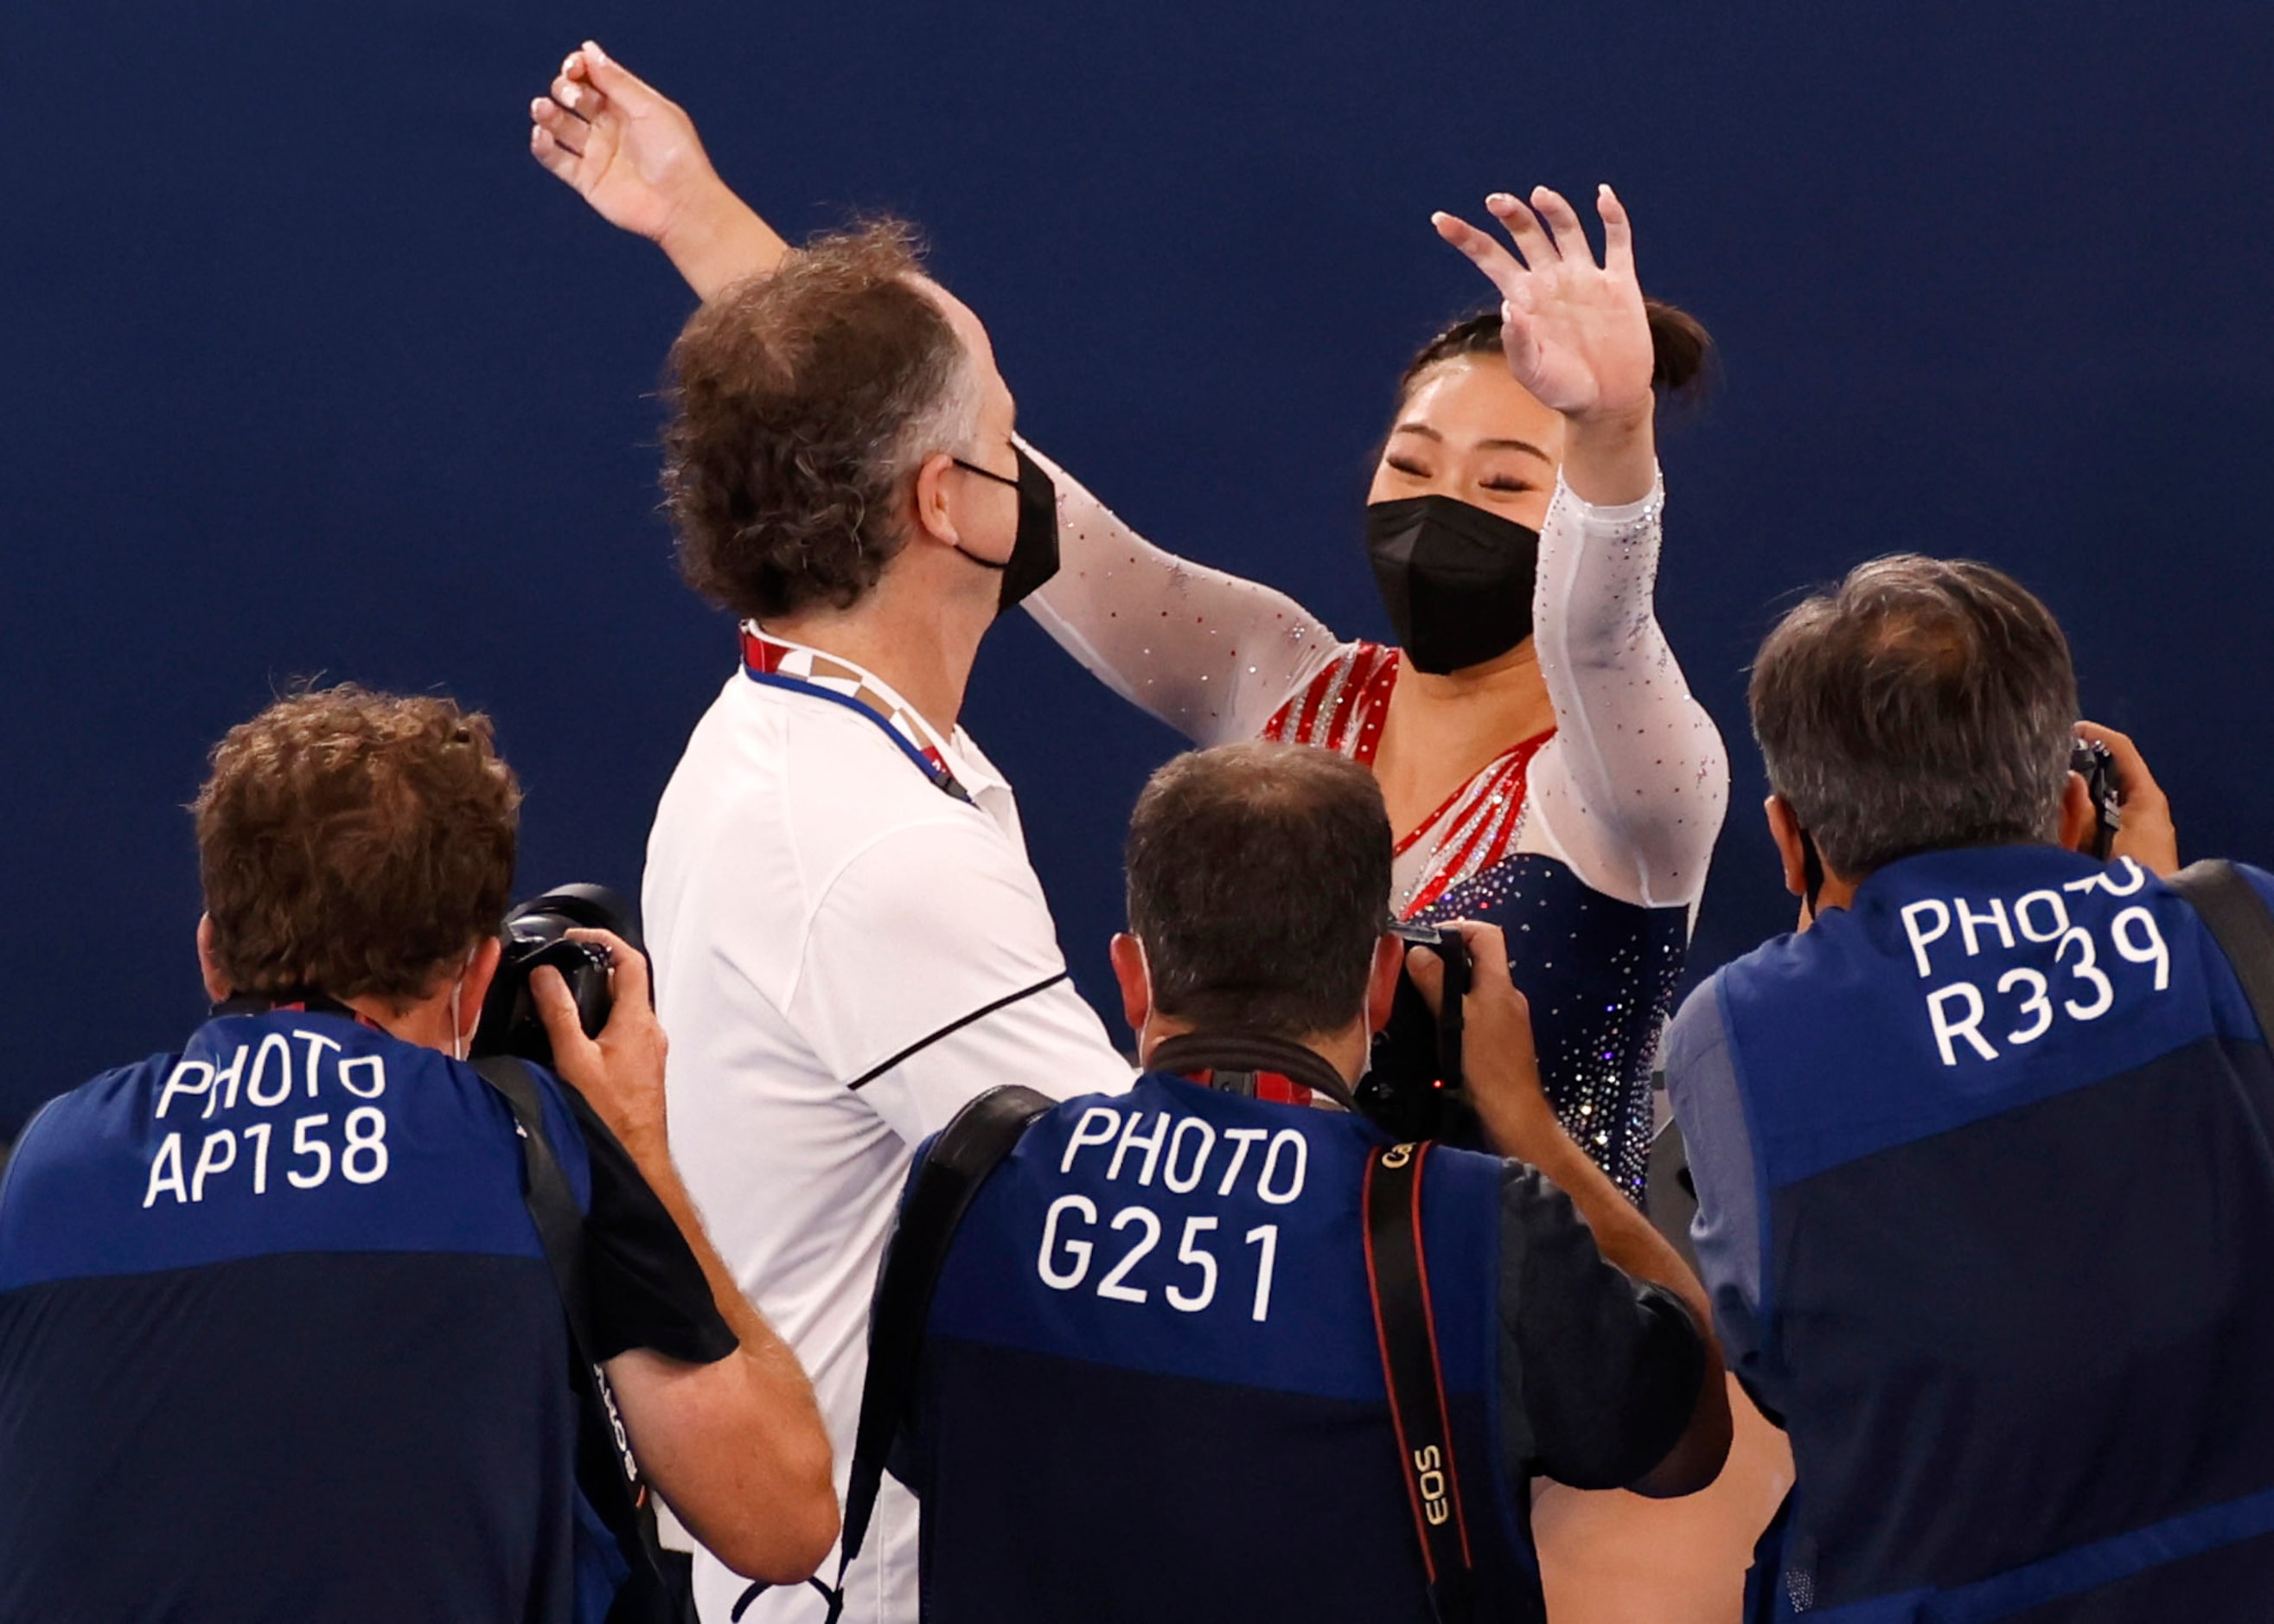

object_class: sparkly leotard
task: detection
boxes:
[1024,451,1728,1202]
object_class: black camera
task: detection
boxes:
[2073,738,2121,861]
[1354,921,1484,1146]
[470,885,642,1070]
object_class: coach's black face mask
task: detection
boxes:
[1364,495,1541,675]
[952,444,1061,614]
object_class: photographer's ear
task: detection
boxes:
[1108,933,1152,1039]
[195,914,230,1002]
[1765,795,1810,900]
[2056,770,2099,856]
[1366,933,1406,1035]
[461,935,506,1018]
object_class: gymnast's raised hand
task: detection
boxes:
[1430,187,1658,503]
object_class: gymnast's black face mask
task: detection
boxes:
[1364,495,1542,675]
[951,444,1062,615]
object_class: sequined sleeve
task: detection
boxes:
[1520,472,1730,912]
[1017,442,1345,747]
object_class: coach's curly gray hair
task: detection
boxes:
[661,218,982,622]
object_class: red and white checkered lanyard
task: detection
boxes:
[739,626,974,805]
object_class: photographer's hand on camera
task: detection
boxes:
[532,927,670,1160]
[2075,719,2179,877]
[1410,918,1732,1495]
[1402,922,1557,1164]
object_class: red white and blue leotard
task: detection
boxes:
[1023,453,1728,1201]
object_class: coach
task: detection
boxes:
[637,222,1134,1621]
[1665,555,2274,1620]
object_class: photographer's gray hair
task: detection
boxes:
[1749,555,2077,878]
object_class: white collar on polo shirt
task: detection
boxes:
[740,623,1009,802]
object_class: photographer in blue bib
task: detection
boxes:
[0,686,836,1622]
[1665,555,2274,1621]
[843,740,1731,1623]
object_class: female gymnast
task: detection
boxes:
[1020,266,1718,1208]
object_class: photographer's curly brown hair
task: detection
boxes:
[194,685,521,1006]
[662,220,978,622]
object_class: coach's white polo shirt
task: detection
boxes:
[644,629,1134,1624]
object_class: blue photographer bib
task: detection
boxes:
[1713,848,2274,1621]
[0,1011,614,1623]
[909,1071,1543,1623]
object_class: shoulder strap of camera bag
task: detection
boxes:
[732,1083,1057,1624]
[2167,860,2274,1042]
[476,1055,682,1624]
[1364,1141,1475,1624]
[476,1055,592,1327]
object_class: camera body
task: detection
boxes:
[1355,921,1485,1147]
[2073,738,2121,861]
[470,885,640,1071]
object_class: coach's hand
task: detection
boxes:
[533,928,670,1160]
[528,42,790,298]
[531,43,716,244]
[1406,920,1560,1162]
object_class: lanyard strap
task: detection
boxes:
[739,636,974,806]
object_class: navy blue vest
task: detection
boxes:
[0,1011,622,1623]
[1715,848,2274,1621]
[909,1071,1539,1622]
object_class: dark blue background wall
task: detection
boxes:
[7,1,2271,1135]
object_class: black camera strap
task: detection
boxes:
[475,1055,681,1624]
[1364,1140,1475,1624]
[2169,860,2274,1041]
[476,1056,593,1330]
[1149,1028,1361,1110]
[732,1083,1056,1624]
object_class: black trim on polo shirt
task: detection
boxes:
[845,972,1071,1092]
